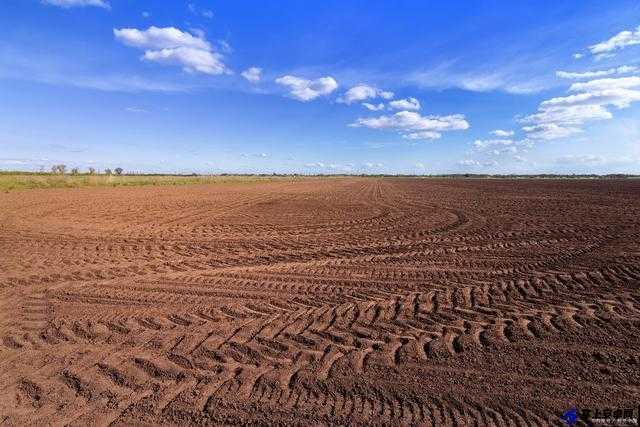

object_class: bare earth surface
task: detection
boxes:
[1,178,639,426]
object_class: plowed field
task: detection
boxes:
[1,178,639,425]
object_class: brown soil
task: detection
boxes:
[1,178,639,425]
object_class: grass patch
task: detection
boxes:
[0,173,303,191]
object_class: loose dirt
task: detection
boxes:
[1,178,639,425]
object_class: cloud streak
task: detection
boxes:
[588,25,640,56]
[42,0,110,8]
[556,65,638,80]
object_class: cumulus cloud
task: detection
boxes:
[241,67,262,83]
[114,26,228,75]
[362,102,385,111]
[491,129,514,137]
[388,97,421,111]
[520,76,640,140]
[114,26,209,50]
[275,75,338,101]
[588,25,640,56]
[556,65,638,80]
[338,84,393,104]
[142,48,226,75]
[351,111,469,140]
[43,0,109,8]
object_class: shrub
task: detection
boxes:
[51,164,67,174]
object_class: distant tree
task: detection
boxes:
[88,167,96,175]
[114,167,124,175]
[104,168,112,175]
[51,164,66,174]
[70,167,79,175]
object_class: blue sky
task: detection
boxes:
[1,0,640,174]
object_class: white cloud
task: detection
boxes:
[556,65,638,80]
[218,40,232,54]
[573,53,584,59]
[542,89,640,110]
[409,68,548,95]
[275,75,338,101]
[458,159,480,166]
[523,104,613,124]
[521,123,583,140]
[187,3,213,19]
[142,48,226,75]
[304,162,354,173]
[388,97,421,111]
[43,0,109,8]
[473,139,513,150]
[351,111,469,140]
[594,53,616,62]
[125,107,148,113]
[338,84,394,104]
[241,67,262,83]
[490,146,518,156]
[568,76,640,92]
[379,91,394,100]
[520,76,640,140]
[589,25,640,55]
[362,102,385,111]
[114,26,209,50]
[403,131,442,140]
[555,154,605,164]
[491,129,514,137]
[114,26,228,75]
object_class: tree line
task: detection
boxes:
[50,165,124,175]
